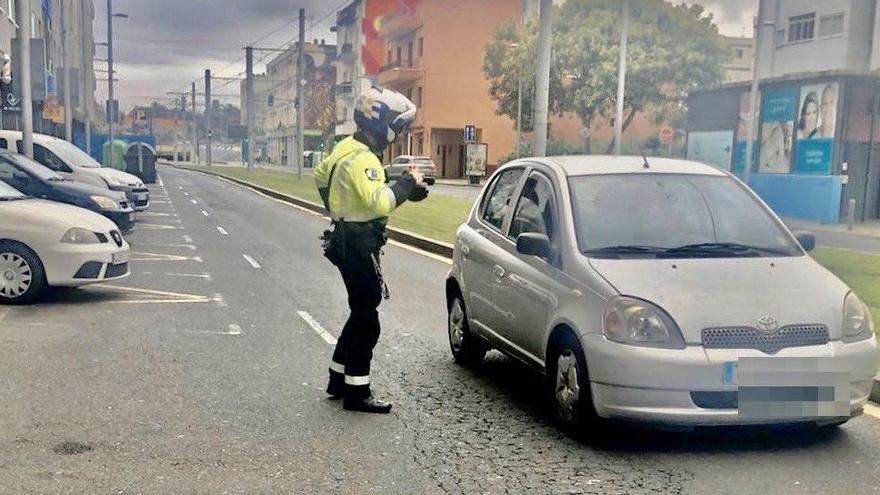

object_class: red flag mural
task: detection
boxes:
[362,0,421,77]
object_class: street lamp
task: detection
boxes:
[102,0,128,167]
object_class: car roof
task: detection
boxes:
[532,155,728,177]
[395,155,431,160]
[0,130,62,145]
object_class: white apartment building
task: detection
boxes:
[756,0,878,78]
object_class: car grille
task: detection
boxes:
[702,324,829,354]
[109,230,123,247]
[691,391,738,409]
[73,262,102,279]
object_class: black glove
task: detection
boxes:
[408,185,429,202]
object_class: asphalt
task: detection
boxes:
[1,164,880,494]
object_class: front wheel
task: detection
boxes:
[0,242,47,305]
[448,294,487,367]
[547,333,597,433]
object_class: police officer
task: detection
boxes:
[314,87,427,413]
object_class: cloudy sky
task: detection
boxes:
[93,0,755,110]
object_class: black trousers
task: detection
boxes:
[328,250,383,399]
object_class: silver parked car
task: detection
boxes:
[446,156,878,432]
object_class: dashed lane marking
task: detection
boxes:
[183,235,193,243]
[217,226,229,235]
[297,311,337,345]
[190,199,198,204]
[242,254,261,269]
[184,192,190,196]
[201,210,210,217]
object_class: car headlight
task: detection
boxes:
[60,228,100,244]
[843,292,874,342]
[91,195,119,210]
[105,177,125,187]
[603,296,686,349]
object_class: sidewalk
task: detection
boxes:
[784,217,880,254]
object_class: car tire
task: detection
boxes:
[448,294,487,367]
[547,331,597,434]
[0,241,47,305]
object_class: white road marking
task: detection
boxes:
[137,223,182,230]
[137,242,197,250]
[157,175,164,187]
[201,210,210,217]
[387,239,452,265]
[139,271,212,280]
[213,293,227,307]
[0,308,11,325]
[131,252,201,262]
[242,254,261,269]
[227,324,242,336]
[297,311,337,345]
[184,192,190,196]
[97,285,214,305]
[139,212,178,218]
[183,235,194,243]
[178,186,183,190]
[190,199,198,204]
[217,226,229,235]
[864,403,880,419]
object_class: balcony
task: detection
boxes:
[378,60,422,86]
[338,43,355,61]
[378,11,421,39]
[335,82,353,95]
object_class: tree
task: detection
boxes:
[484,0,729,153]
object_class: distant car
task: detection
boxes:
[384,155,437,181]
[0,180,130,304]
[447,155,878,432]
[0,131,150,211]
[0,151,134,231]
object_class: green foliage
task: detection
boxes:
[498,138,582,164]
[484,0,729,145]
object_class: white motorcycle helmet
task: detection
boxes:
[354,87,417,150]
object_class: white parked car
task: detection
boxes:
[0,131,150,211]
[446,156,878,432]
[0,180,130,304]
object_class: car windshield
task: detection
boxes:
[0,179,26,200]
[5,153,65,181]
[569,173,801,258]
[47,139,102,168]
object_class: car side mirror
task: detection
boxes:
[793,231,816,252]
[516,232,551,258]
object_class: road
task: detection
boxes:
[2,164,880,494]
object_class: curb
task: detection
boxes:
[873,377,880,404]
[160,162,455,259]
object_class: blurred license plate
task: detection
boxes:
[735,357,851,418]
[135,193,147,201]
[112,251,129,265]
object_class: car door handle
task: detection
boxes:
[460,242,471,259]
[493,264,506,279]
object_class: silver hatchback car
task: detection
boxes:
[446,156,878,432]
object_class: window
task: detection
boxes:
[419,37,424,57]
[417,86,423,107]
[819,13,844,37]
[407,42,413,67]
[787,13,815,43]
[387,48,392,63]
[0,138,7,149]
[509,172,557,240]
[735,48,744,59]
[33,144,64,171]
[404,87,412,100]
[481,168,524,231]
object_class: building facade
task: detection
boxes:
[240,72,269,137]
[263,40,336,165]
[722,36,754,83]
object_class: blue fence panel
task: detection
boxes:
[748,173,842,225]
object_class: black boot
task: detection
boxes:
[343,394,393,413]
[326,372,346,399]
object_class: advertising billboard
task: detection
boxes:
[758,86,796,174]
[794,82,838,174]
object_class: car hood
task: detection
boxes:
[54,179,127,200]
[588,256,851,342]
[0,198,117,232]
[91,167,143,187]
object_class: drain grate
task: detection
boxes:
[53,441,93,455]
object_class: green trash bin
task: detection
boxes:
[102,139,127,170]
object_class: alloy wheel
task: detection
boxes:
[449,298,466,353]
[0,252,32,299]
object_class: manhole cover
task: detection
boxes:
[53,441,93,455]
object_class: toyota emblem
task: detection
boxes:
[757,316,779,332]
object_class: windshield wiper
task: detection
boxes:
[584,245,668,257]
[662,242,791,257]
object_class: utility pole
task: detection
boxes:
[613,0,629,157]
[17,0,33,159]
[61,0,72,141]
[245,45,254,170]
[80,0,91,154]
[744,0,768,186]
[107,0,115,167]
[191,81,198,164]
[205,69,212,167]
[533,0,552,157]
[296,8,305,180]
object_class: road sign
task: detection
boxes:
[659,126,675,145]
[464,124,476,143]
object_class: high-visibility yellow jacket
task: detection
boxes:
[315,136,411,223]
